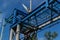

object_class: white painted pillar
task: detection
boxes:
[0,25,4,40]
[16,24,20,40]
[9,29,14,40]
[0,19,6,40]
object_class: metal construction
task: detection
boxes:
[3,0,60,40]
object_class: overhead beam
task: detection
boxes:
[38,15,60,28]
[9,0,58,29]
[25,15,60,33]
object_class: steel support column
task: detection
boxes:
[9,29,14,40]
[16,24,20,40]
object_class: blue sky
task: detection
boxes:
[0,0,60,40]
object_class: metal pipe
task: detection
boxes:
[45,0,49,7]
[0,25,4,40]
[30,0,32,12]
[16,24,20,40]
[0,19,5,40]
[9,29,14,40]
[38,16,60,28]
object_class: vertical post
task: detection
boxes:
[0,25,4,40]
[13,9,17,23]
[30,0,32,12]
[24,34,30,40]
[16,24,20,40]
[9,29,14,40]
[45,0,50,7]
[31,31,37,40]
[0,19,6,40]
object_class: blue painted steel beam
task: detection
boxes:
[21,0,57,22]
[6,1,46,28]
[5,8,28,24]
[14,8,28,16]
[5,0,59,29]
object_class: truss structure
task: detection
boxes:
[4,0,60,40]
